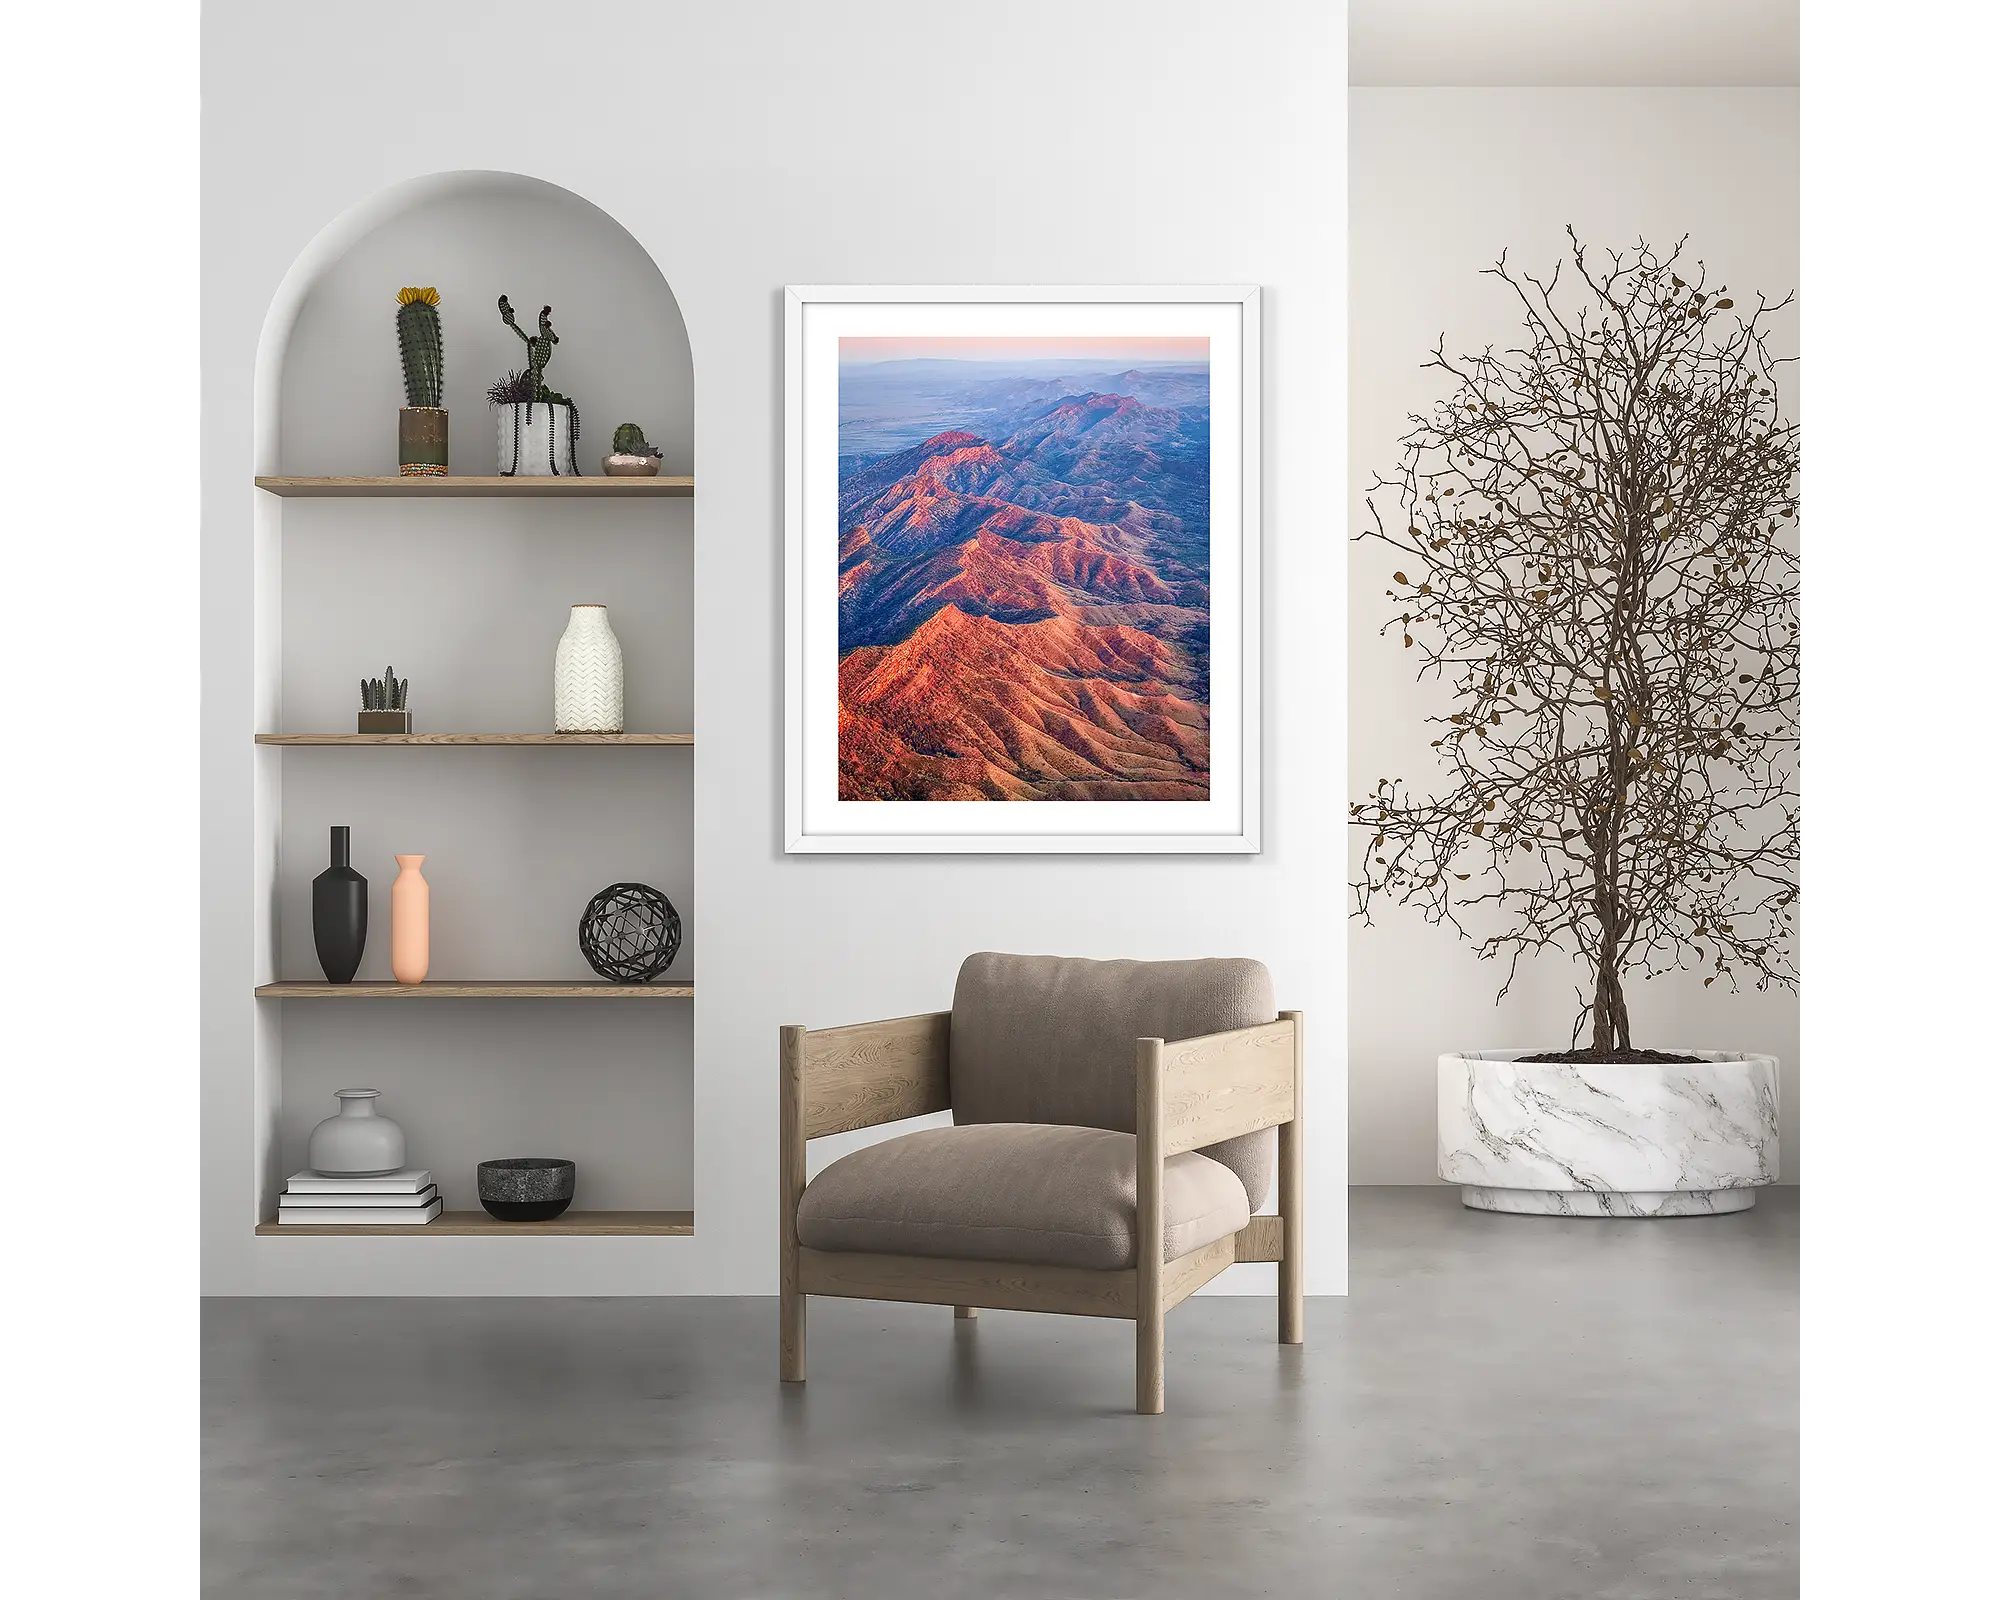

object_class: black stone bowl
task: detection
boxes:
[477,1157,577,1222]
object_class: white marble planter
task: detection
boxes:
[1438,1050,1779,1217]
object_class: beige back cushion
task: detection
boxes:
[950,952,1276,1209]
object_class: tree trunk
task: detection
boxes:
[1593,681,1636,1057]
[1588,926,1632,1056]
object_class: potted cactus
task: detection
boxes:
[396,288,447,476]
[358,666,411,734]
[603,422,663,477]
[491,295,580,475]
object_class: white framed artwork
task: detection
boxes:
[784,285,1261,853]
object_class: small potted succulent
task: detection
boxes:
[358,666,411,733]
[603,423,663,477]
[396,287,447,476]
[491,295,580,476]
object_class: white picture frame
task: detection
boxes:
[784,284,1261,854]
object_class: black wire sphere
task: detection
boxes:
[578,882,682,983]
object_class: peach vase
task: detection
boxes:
[390,854,430,984]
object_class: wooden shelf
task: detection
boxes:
[255,733,692,746]
[252,449,694,1256]
[256,980,694,999]
[256,475,693,497]
[257,1209,695,1237]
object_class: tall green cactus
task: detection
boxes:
[396,287,444,409]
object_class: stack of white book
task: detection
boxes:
[278,1168,441,1225]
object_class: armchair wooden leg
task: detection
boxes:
[1136,1303,1165,1413]
[1278,1009,1305,1346]
[780,1025,807,1383]
[954,1305,978,1319]
[1136,1036,1166,1413]
[1277,1131,1303,1346]
[780,1281,806,1382]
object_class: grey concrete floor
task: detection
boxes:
[204,1186,1796,1599]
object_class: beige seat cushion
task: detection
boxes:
[950,952,1277,1209]
[795,1123,1251,1271]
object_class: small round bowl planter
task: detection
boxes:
[1437,1050,1779,1216]
[477,1158,576,1222]
[600,453,661,477]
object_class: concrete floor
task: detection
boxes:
[204,1186,1797,1598]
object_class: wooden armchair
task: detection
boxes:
[780,954,1303,1414]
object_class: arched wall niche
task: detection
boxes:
[244,170,699,1227]
[256,170,694,476]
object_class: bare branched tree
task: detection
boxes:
[1352,230,1799,1057]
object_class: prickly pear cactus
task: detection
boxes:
[498,295,561,399]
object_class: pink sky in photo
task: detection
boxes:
[840,335,1209,364]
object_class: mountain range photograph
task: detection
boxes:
[836,336,1213,802]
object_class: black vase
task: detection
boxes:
[312,826,367,983]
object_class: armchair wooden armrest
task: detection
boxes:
[782,1011,952,1141]
[1151,1014,1299,1155]
[779,1011,950,1384]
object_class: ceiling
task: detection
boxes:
[1349,0,1798,86]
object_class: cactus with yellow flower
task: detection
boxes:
[395,287,448,475]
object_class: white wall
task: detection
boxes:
[1349,1,1797,86]
[1348,88,1799,1183]
[202,0,1346,1294]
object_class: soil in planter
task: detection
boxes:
[1515,1046,1707,1064]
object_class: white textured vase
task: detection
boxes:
[554,604,625,733]
[1437,1050,1779,1216]
[497,400,578,476]
[307,1089,406,1178]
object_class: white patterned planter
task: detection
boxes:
[554,604,625,733]
[1438,1050,1779,1217]
[498,400,579,476]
